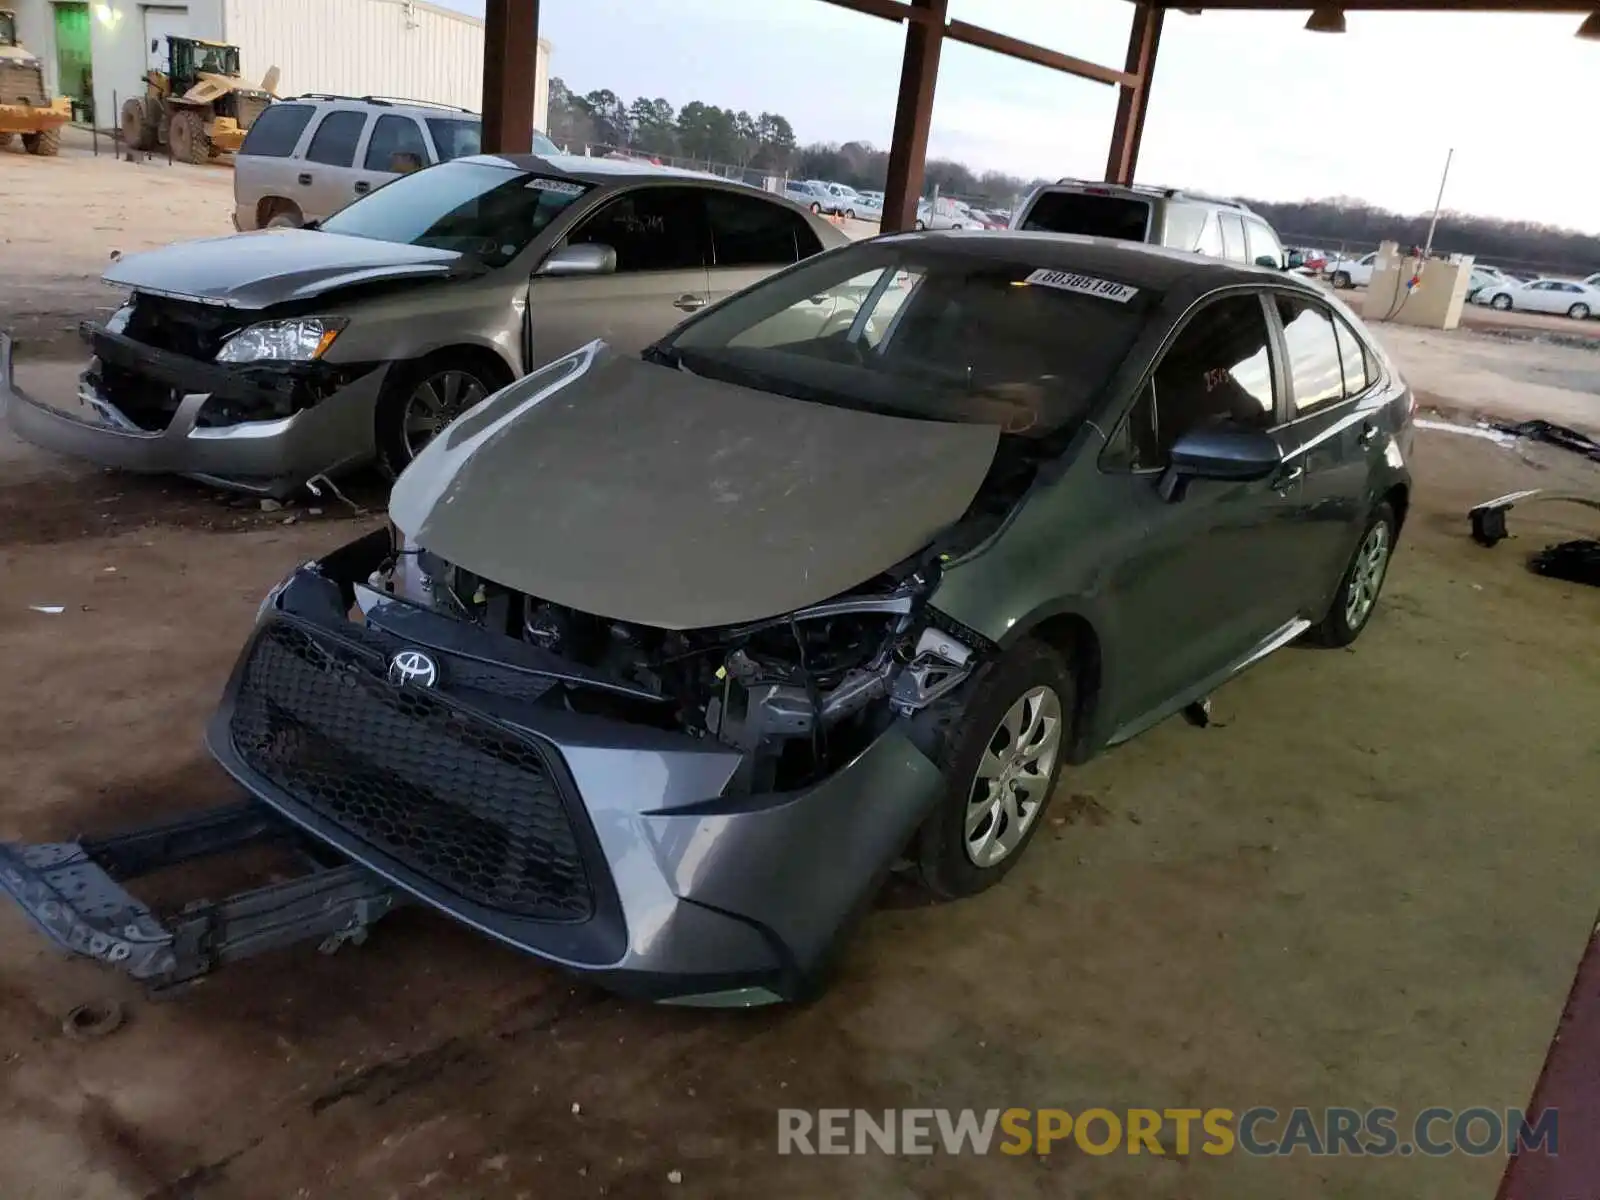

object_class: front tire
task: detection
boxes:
[1491,293,1513,311]
[1306,502,1397,648]
[21,128,60,156]
[915,640,1072,899]
[169,110,208,164]
[1332,271,1352,289]
[809,201,822,214]
[375,358,498,479]
[0,132,14,149]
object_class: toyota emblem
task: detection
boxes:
[387,648,439,688]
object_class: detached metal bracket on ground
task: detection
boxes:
[0,801,403,990]
[1469,489,1600,548]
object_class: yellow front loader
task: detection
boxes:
[121,35,278,163]
[0,9,72,156]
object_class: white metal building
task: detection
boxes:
[10,0,550,141]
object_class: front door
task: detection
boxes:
[527,185,712,367]
[1100,292,1306,728]
[297,109,370,221]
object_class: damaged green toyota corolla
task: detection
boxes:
[0,232,1414,1006]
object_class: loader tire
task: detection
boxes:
[22,128,61,157]
[0,132,14,148]
[169,110,208,164]
[120,97,149,150]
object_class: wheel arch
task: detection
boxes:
[256,195,302,228]
[1381,480,1410,536]
[1014,608,1105,763]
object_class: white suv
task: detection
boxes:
[232,94,562,231]
[1010,179,1286,270]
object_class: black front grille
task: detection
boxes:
[125,294,244,360]
[229,621,594,921]
[95,362,180,431]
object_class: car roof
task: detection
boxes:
[455,152,733,183]
[871,230,1306,295]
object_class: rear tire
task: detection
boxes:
[809,201,821,214]
[21,128,59,156]
[1491,293,1513,311]
[1568,303,1591,321]
[169,109,208,164]
[375,356,503,480]
[120,97,149,150]
[1332,271,1352,289]
[915,640,1072,900]
[0,132,14,148]
[1306,502,1397,648]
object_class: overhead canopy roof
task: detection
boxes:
[477,0,1599,230]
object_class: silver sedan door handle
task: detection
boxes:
[673,294,707,312]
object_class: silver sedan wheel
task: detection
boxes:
[964,685,1062,868]
[401,370,486,460]
[1344,520,1392,631]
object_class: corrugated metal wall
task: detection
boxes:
[225,0,483,110]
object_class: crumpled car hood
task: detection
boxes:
[102,230,461,309]
[388,343,1000,630]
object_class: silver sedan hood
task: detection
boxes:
[103,230,461,309]
[388,343,1000,630]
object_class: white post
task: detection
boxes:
[1422,148,1454,260]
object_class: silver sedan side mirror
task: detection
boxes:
[537,243,617,277]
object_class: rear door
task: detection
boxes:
[704,188,825,305]
[297,108,370,221]
[1268,293,1374,609]
[232,101,316,228]
[527,184,712,366]
[1218,212,1248,263]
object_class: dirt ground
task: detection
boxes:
[2,150,1600,1200]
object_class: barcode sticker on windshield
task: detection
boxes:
[526,177,586,195]
[1023,269,1139,303]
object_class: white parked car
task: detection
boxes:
[1327,252,1379,289]
[1475,278,1600,319]
[822,183,877,219]
[914,198,983,231]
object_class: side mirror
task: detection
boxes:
[1255,254,1283,270]
[151,38,159,52]
[537,243,617,277]
[1158,423,1282,502]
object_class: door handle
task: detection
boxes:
[1270,464,1305,494]
[297,172,313,186]
[673,294,707,312]
[353,180,371,194]
[1358,421,1380,448]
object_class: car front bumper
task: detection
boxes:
[203,534,946,1005]
[0,329,386,498]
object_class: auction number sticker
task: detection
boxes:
[1023,269,1139,303]
[527,177,588,195]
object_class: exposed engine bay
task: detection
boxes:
[362,528,994,793]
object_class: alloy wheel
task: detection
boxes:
[1344,521,1392,632]
[1569,304,1590,321]
[401,370,487,460]
[963,685,1062,868]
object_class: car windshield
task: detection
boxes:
[663,244,1147,437]
[318,161,591,268]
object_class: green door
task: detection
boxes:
[53,2,91,117]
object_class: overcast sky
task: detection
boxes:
[438,0,1600,234]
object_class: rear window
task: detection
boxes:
[238,103,314,158]
[1021,191,1151,242]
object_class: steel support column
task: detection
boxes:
[1105,2,1164,186]
[481,0,539,154]
[881,0,948,233]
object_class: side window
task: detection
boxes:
[1333,316,1371,397]
[1122,294,1276,470]
[238,102,314,157]
[1244,220,1282,269]
[1194,213,1225,258]
[705,190,822,268]
[1162,205,1208,254]
[304,110,368,168]
[1274,296,1345,417]
[363,114,429,172]
[1219,213,1246,262]
[565,186,710,273]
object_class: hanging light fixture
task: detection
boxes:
[1305,7,1348,34]
[1577,10,1600,40]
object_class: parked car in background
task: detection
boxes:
[1011,180,1286,269]
[915,198,984,230]
[1327,252,1380,289]
[1474,277,1600,319]
[784,179,830,213]
[1585,272,1600,288]
[1465,265,1510,300]
[233,94,562,231]
[1286,247,1328,273]
[182,233,1413,1005]
[820,182,865,216]
[3,155,847,495]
